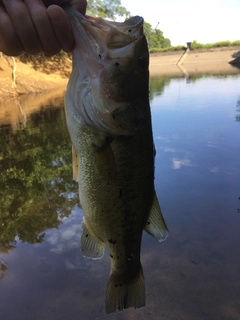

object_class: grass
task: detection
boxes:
[191,40,240,49]
[149,45,186,53]
[149,40,240,53]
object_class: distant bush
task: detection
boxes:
[191,39,240,50]
[190,40,203,49]
[149,45,186,53]
[150,39,240,53]
[212,40,232,47]
[190,40,213,49]
[231,40,240,46]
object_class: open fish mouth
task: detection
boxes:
[64,7,144,57]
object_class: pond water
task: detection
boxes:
[0,71,240,320]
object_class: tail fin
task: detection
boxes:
[105,265,145,314]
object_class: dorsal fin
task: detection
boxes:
[72,145,78,181]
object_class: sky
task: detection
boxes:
[120,0,240,46]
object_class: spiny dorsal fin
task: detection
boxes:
[72,145,78,181]
[80,218,105,259]
[144,191,169,242]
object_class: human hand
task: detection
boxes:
[0,0,87,56]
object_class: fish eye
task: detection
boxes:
[137,56,148,69]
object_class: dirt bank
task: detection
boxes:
[0,53,70,104]
[1,47,240,103]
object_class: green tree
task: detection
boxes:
[143,21,152,46]
[87,0,130,20]
[144,21,171,49]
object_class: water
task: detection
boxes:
[0,72,240,320]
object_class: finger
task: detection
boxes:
[24,0,62,55]
[47,5,74,52]
[2,0,42,55]
[0,5,23,55]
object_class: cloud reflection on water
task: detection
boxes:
[46,207,82,254]
[172,158,193,170]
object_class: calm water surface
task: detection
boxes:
[0,72,240,320]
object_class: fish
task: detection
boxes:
[63,7,168,314]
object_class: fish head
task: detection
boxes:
[65,8,149,135]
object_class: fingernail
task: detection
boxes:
[47,5,63,24]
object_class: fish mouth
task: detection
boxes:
[64,7,144,58]
[84,15,144,59]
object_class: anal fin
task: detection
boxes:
[144,191,169,242]
[80,218,105,259]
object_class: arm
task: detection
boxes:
[0,0,87,56]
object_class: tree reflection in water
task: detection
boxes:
[0,258,8,279]
[236,99,240,122]
[0,101,79,275]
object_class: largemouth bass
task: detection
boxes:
[64,7,168,314]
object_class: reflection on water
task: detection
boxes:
[149,77,171,101]
[237,98,240,122]
[0,71,240,319]
[0,99,78,277]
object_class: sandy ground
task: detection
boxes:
[149,46,240,76]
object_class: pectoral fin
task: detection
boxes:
[144,192,169,241]
[72,145,78,181]
[80,218,105,259]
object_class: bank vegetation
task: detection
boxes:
[149,40,240,53]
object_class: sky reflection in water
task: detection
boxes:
[0,73,240,320]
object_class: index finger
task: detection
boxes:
[0,4,24,55]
